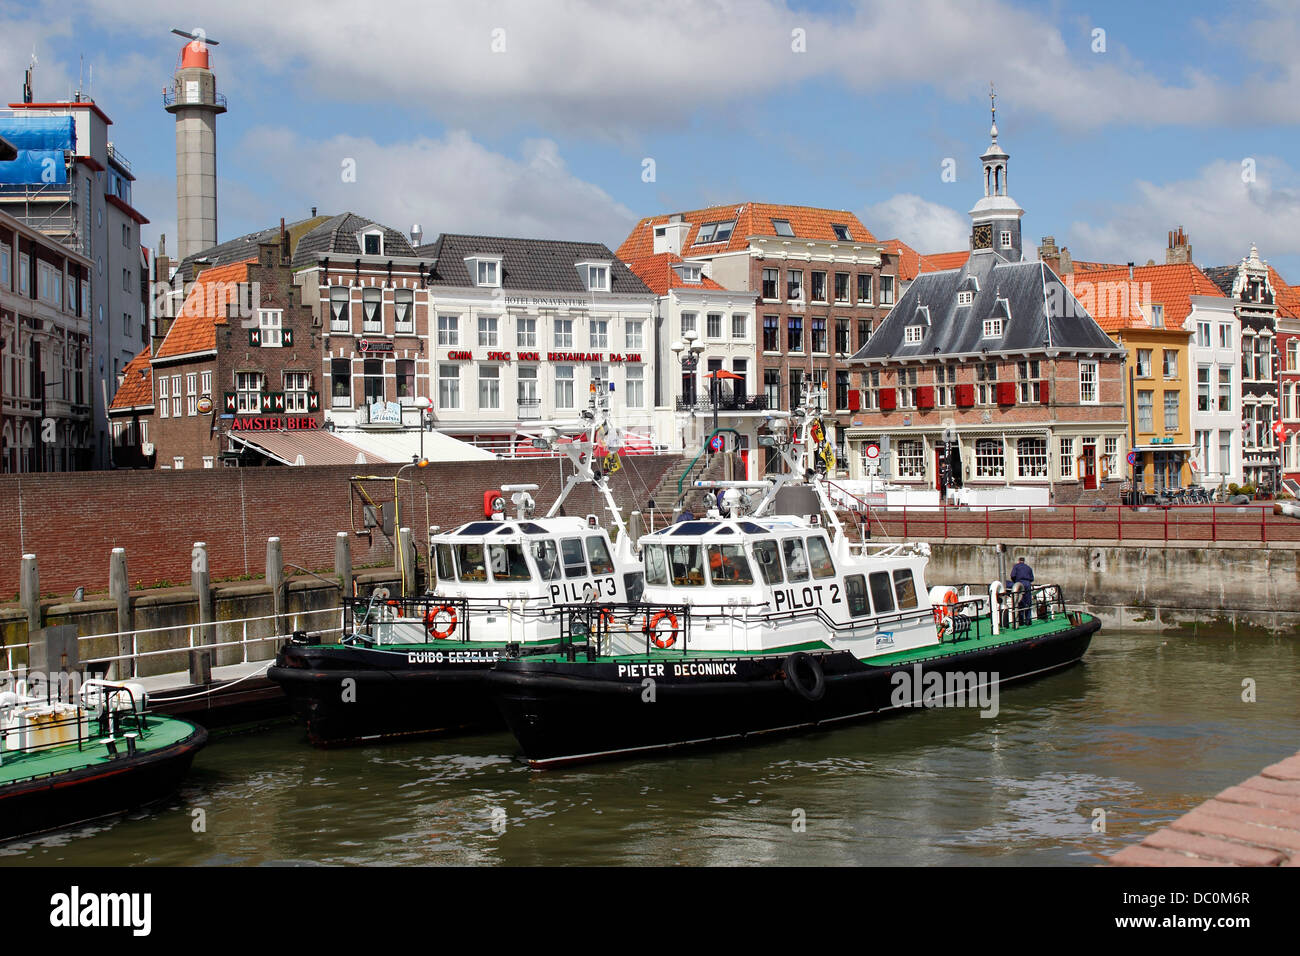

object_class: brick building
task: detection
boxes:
[846,108,1127,503]
[617,203,896,469]
[0,208,94,471]
[120,236,330,468]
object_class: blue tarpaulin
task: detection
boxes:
[0,116,75,185]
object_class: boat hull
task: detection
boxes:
[0,723,207,842]
[268,641,506,746]
[489,616,1100,768]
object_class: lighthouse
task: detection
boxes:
[164,29,227,261]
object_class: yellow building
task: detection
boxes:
[1065,264,1198,491]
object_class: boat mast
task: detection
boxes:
[542,385,631,547]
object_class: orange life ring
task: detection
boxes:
[647,610,679,649]
[931,589,958,625]
[424,605,457,639]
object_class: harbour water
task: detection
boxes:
[4,629,1297,867]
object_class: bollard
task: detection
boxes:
[20,555,40,661]
[109,548,134,680]
[189,541,213,685]
[335,532,353,598]
[267,537,285,634]
[397,527,416,597]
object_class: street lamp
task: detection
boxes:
[414,395,432,464]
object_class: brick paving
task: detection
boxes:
[1112,752,1300,866]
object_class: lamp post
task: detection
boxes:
[414,395,432,464]
[670,330,706,447]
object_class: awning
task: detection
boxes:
[229,430,373,466]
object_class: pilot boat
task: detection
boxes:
[488,386,1101,768]
[0,678,207,841]
[269,386,645,745]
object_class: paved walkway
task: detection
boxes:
[1112,750,1300,866]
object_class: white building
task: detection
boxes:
[419,234,657,452]
[1184,292,1242,488]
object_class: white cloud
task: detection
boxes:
[861,193,968,253]
[229,127,638,246]
[1067,157,1300,269]
[66,0,1300,135]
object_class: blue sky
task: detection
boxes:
[6,0,1299,277]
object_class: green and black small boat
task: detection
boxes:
[0,678,207,842]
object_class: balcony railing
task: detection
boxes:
[162,88,229,109]
[675,395,768,413]
[106,142,131,176]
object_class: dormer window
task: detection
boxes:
[772,218,795,237]
[360,229,383,256]
[957,291,975,306]
[983,318,1003,337]
[466,256,503,288]
[904,325,924,344]
[831,223,851,241]
[696,220,735,244]
[577,261,610,291]
[1151,303,1165,328]
[672,262,702,284]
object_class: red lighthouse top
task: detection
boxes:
[180,40,210,70]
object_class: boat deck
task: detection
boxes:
[0,715,196,786]
[517,611,1084,664]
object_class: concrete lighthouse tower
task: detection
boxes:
[164,29,227,261]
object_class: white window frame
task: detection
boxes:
[975,438,1005,478]
[904,325,924,345]
[236,372,263,413]
[555,365,575,408]
[982,318,1002,337]
[625,320,644,350]
[394,288,415,334]
[896,440,925,479]
[1079,360,1099,404]
[437,363,460,409]
[158,374,169,418]
[517,316,537,348]
[478,365,501,410]
[329,286,350,332]
[626,364,645,408]
[285,371,310,412]
[1059,437,1075,478]
[590,319,609,349]
[437,315,459,346]
[1016,437,1048,478]
[554,318,573,349]
[258,309,283,347]
[478,315,499,347]
[1000,230,1012,249]
[186,372,197,416]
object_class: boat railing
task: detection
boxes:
[345,593,584,645]
[553,602,694,659]
[0,681,150,766]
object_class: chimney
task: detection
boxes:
[411,223,423,247]
[1166,226,1192,265]
[311,206,317,218]
[1128,261,1134,280]
[1037,236,1061,276]
[280,217,289,261]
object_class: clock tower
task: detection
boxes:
[969,86,1024,262]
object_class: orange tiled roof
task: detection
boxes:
[154,259,253,360]
[109,348,154,411]
[1065,263,1223,332]
[1267,266,1300,320]
[918,250,969,273]
[880,239,922,281]
[616,203,877,261]
[623,253,727,296]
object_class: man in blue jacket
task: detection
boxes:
[1009,555,1034,624]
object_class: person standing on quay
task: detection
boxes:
[1010,555,1034,625]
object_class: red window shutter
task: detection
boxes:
[956,383,975,407]
[847,389,861,411]
[879,387,897,410]
[916,385,934,408]
[997,381,1016,405]
[1039,381,1050,405]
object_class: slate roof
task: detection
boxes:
[1201,265,1238,297]
[880,240,968,281]
[421,234,652,295]
[623,253,727,295]
[109,348,154,412]
[290,212,421,270]
[616,203,877,261]
[851,251,1122,363]
[176,216,326,276]
[154,259,252,360]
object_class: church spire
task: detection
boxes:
[989,82,998,145]
[969,85,1024,262]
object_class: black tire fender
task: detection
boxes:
[783,651,826,702]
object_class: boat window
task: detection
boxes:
[783,538,810,582]
[520,522,549,535]
[869,572,894,614]
[623,571,645,603]
[845,574,869,617]
[586,536,614,574]
[455,543,488,582]
[707,544,753,586]
[435,543,455,583]
[673,521,715,535]
[488,543,531,581]
[667,543,705,586]
[561,537,588,578]
[713,525,734,535]
[893,569,918,609]
[495,525,514,534]
[531,539,561,581]
[806,536,835,579]
[644,544,669,586]
[458,522,499,535]
[752,539,783,585]
[739,521,766,534]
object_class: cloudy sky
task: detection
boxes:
[5,0,1299,276]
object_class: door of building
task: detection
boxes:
[1082,443,1097,490]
